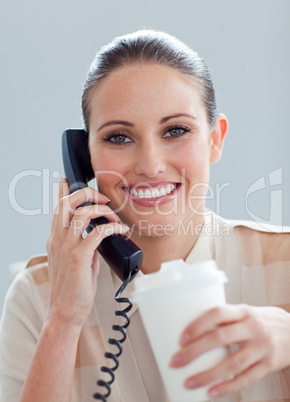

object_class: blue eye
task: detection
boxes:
[163,126,189,138]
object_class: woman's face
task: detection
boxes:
[88,63,226,237]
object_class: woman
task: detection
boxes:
[1,29,290,401]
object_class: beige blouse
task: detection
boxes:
[0,211,290,401]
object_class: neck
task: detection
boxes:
[130,216,204,275]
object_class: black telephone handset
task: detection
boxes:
[62,128,143,282]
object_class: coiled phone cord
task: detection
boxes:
[93,271,133,401]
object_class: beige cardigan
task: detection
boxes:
[0,212,290,401]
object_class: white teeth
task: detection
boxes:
[153,188,160,198]
[130,184,177,199]
[166,185,171,194]
[159,187,166,196]
[144,189,151,198]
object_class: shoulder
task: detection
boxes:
[211,212,290,265]
[10,254,49,284]
[0,255,49,384]
[3,254,49,320]
[211,211,290,233]
[24,254,49,285]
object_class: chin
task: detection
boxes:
[131,222,175,238]
[124,213,185,239]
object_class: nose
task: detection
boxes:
[134,141,167,178]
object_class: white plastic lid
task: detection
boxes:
[131,259,227,304]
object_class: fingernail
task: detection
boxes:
[60,176,67,185]
[121,225,130,232]
[98,192,110,202]
[209,389,220,398]
[180,332,191,345]
[169,354,181,367]
[185,378,198,389]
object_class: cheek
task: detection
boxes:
[179,140,210,178]
[91,149,115,171]
[90,152,128,196]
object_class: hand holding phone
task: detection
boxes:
[46,177,132,329]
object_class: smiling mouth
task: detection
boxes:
[125,183,179,199]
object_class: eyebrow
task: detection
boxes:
[97,120,134,132]
[159,113,196,124]
[97,113,196,132]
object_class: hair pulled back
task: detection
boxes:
[81,30,217,131]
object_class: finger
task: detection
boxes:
[66,185,110,213]
[180,304,249,346]
[61,177,70,197]
[171,321,253,368]
[78,222,130,258]
[49,177,68,235]
[47,177,70,256]
[184,342,267,391]
[54,186,110,237]
[64,204,121,247]
[59,222,130,302]
[207,360,268,398]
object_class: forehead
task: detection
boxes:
[88,63,206,126]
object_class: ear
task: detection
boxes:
[210,113,228,163]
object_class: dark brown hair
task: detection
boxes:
[81,30,217,131]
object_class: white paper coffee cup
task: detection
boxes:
[131,259,228,402]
